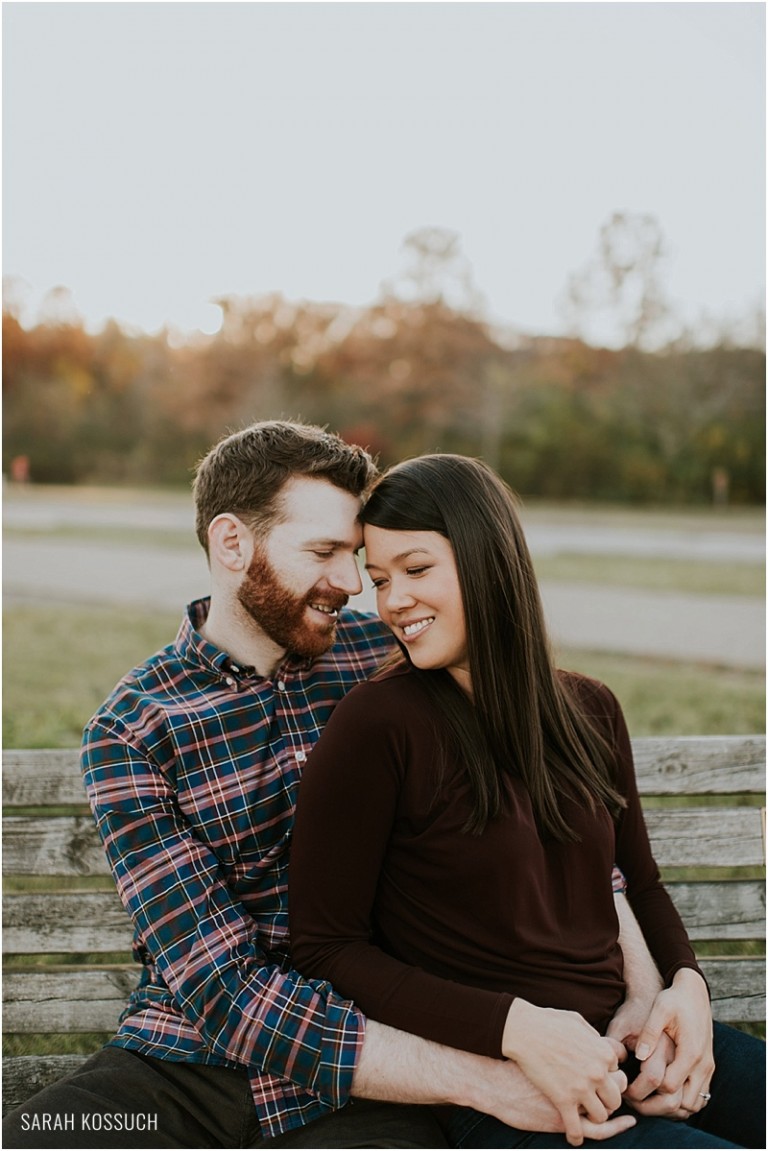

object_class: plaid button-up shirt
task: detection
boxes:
[81,598,395,1139]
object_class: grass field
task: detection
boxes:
[533,552,764,598]
[3,601,765,747]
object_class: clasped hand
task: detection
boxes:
[502,998,630,1147]
[607,968,715,1120]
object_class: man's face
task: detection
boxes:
[237,476,364,659]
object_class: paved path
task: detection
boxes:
[538,583,764,669]
[4,485,764,562]
[4,537,764,669]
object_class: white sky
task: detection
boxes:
[3,1,765,344]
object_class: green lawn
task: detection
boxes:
[556,647,765,736]
[533,553,765,598]
[3,602,764,747]
[3,604,180,748]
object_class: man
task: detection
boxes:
[4,421,651,1149]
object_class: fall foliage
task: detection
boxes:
[4,222,764,504]
[3,295,763,504]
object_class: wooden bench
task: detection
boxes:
[3,739,765,1116]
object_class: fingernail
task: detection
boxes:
[636,1043,650,1060]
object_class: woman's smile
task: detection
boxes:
[400,616,435,639]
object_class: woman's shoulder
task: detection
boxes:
[319,663,436,765]
[557,667,622,723]
[328,661,425,721]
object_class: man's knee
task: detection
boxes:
[2,1047,252,1149]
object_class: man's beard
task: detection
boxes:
[237,547,348,660]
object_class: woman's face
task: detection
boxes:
[364,525,470,691]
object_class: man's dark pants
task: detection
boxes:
[2,1046,449,1149]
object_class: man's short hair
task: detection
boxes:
[193,420,378,553]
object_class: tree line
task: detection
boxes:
[3,289,763,505]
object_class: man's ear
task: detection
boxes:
[207,514,252,572]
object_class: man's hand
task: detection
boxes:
[502,998,629,1146]
[353,1019,636,1147]
[625,968,714,1119]
[475,1058,637,1147]
[607,994,659,1054]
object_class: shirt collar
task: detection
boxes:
[174,597,247,678]
[176,597,313,679]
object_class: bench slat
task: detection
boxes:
[3,891,135,953]
[4,960,762,1032]
[642,807,765,868]
[3,881,764,956]
[2,1056,92,1118]
[2,750,88,806]
[665,880,765,940]
[2,817,111,876]
[631,737,766,795]
[5,806,764,877]
[700,957,766,1023]
[3,968,138,1033]
[4,738,765,806]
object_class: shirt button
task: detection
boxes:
[295,751,307,763]
[225,677,235,688]
[276,680,286,691]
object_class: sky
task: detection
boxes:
[3,1,765,347]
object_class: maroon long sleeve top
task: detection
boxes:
[289,666,700,1060]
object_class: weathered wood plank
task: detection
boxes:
[661,881,765,940]
[3,968,138,1033]
[5,738,764,806]
[642,807,765,868]
[3,891,134,954]
[2,817,110,876]
[4,959,761,1032]
[631,736,766,795]
[3,740,765,1059]
[700,957,766,1023]
[5,807,763,877]
[3,750,88,806]
[3,882,762,956]
[2,1056,93,1117]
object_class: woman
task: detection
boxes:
[289,454,764,1149]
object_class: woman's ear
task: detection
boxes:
[207,513,251,573]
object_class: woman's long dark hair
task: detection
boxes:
[361,454,626,841]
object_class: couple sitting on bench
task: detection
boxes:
[4,421,763,1149]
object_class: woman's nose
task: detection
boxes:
[381,578,415,613]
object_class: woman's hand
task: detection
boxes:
[502,998,628,1147]
[624,968,715,1119]
[607,994,686,1118]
